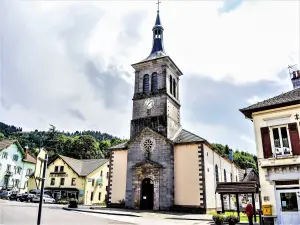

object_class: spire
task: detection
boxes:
[145,0,166,60]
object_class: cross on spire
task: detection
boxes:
[156,0,161,12]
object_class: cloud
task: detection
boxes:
[0,0,299,154]
[180,73,290,154]
[68,109,86,122]
[219,0,245,13]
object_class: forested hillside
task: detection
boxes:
[0,122,126,159]
[212,143,258,171]
[0,122,257,171]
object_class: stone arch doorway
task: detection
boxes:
[140,178,154,210]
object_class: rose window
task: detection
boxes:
[140,137,156,152]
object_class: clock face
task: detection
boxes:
[144,99,154,110]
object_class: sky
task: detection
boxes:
[0,0,299,154]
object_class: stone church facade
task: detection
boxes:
[107,9,241,212]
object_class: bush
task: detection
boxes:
[68,198,78,208]
[57,200,69,205]
[225,215,240,225]
[212,213,225,225]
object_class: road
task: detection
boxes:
[0,200,211,225]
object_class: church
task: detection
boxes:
[107,6,241,213]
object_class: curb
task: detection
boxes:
[62,207,141,217]
[165,217,212,221]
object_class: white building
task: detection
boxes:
[0,140,36,193]
[240,67,300,225]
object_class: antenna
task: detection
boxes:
[287,64,298,79]
[288,64,297,74]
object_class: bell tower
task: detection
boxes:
[130,3,183,139]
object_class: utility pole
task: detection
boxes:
[37,153,48,225]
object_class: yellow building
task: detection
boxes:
[240,67,300,225]
[45,155,109,205]
[27,148,47,192]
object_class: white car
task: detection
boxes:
[32,194,55,204]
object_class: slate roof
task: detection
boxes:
[59,155,109,176]
[216,181,258,194]
[0,140,17,151]
[240,88,300,119]
[173,129,206,144]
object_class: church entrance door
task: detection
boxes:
[140,178,154,210]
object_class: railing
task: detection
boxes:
[274,147,292,157]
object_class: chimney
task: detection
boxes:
[228,149,233,162]
[289,64,300,89]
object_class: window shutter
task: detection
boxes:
[260,127,272,158]
[288,123,300,155]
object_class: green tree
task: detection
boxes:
[71,135,103,159]
[0,132,5,141]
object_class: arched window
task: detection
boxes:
[224,169,227,182]
[173,78,176,98]
[143,74,150,93]
[230,173,233,182]
[151,73,158,92]
[215,165,219,183]
[236,176,238,182]
[169,75,173,94]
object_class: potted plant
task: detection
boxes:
[68,198,78,208]
[225,215,240,225]
[212,213,225,225]
[134,200,140,209]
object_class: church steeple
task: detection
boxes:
[146,1,166,60]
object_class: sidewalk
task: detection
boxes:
[63,206,212,221]
[63,206,259,224]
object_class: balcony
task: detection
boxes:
[4,171,13,176]
[260,155,300,168]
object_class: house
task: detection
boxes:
[27,148,47,192]
[0,140,36,193]
[45,155,109,205]
[240,66,300,225]
[108,7,241,213]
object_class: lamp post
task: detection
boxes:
[37,153,48,225]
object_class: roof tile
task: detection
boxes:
[173,129,205,144]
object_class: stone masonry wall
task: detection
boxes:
[125,129,174,210]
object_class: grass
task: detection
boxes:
[209,211,260,222]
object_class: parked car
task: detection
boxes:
[0,190,12,200]
[32,194,55,204]
[19,193,35,202]
[9,193,22,201]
